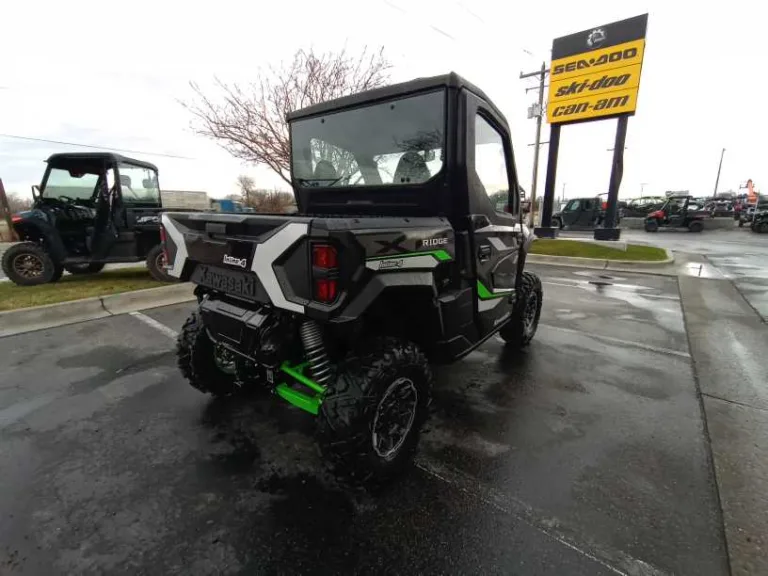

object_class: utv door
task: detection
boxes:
[578,198,600,227]
[464,91,522,339]
[114,163,163,258]
[560,199,583,227]
[666,199,686,227]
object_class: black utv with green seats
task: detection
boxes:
[163,73,543,488]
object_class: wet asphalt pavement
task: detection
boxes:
[3,260,748,576]
[571,228,768,321]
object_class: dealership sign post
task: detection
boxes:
[535,14,648,240]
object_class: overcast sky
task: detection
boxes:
[1,0,763,201]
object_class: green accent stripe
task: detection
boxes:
[477,280,512,300]
[366,249,452,262]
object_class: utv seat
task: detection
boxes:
[393,152,430,184]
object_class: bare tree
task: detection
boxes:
[7,193,32,213]
[258,189,295,213]
[185,47,391,186]
[235,175,295,213]
[237,175,256,207]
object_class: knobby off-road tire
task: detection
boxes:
[317,337,432,490]
[644,219,659,232]
[1,242,63,286]
[65,262,105,275]
[688,220,704,233]
[146,244,176,283]
[176,311,239,397]
[499,271,543,348]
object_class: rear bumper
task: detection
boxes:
[199,298,271,360]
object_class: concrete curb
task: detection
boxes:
[528,248,676,276]
[0,282,195,338]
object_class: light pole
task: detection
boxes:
[714,148,726,196]
[640,182,649,195]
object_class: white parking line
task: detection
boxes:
[129,311,178,339]
[539,324,691,359]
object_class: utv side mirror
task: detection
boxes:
[31,184,40,199]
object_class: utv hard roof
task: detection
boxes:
[287,72,507,125]
[46,152,158,172]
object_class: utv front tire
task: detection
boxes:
[644,219,659,232]
[177,311,239,397]
[1,242,62,286]
[688,220,704,233]
[65,262,105,275]
[146,244,176,283]
[499,271,542,348]
[317,337,432,489]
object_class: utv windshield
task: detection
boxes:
[43,168,100,200]
[291,90,445,188]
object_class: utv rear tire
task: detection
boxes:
[146,244,176,282]
[65,263,105,275]
[176,310,239,397]
[644,219,659,232]
[1,242,62,286]
[688,220,704,233]
[317,337,432,490]
[499,271,542,348]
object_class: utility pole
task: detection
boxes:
[640,182,649,195]
[0,179,19,242]
[713,148,726,196]
[520,62,548,227]
[562,182,567,203]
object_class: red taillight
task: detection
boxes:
[11,215,22,223]
[312,243,339,303]
[312,244,338,269]
[314,278,338,303]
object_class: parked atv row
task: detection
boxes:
[2,153,176,286]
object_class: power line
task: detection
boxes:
[456,1,485,24]
[0,133,194,160]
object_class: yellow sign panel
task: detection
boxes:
[547,88,638,123]
[550,61,642,102]
[550,39,645,82]
[547,14,648,124]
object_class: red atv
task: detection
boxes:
[644,195,711,233]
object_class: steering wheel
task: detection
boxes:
[57,195,76,204]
